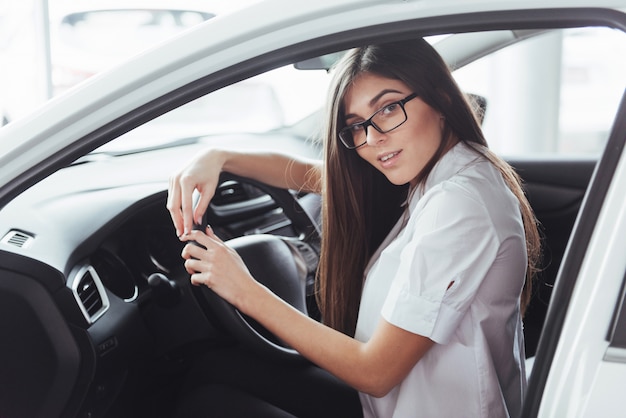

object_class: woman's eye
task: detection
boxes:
[350,124,365,132]
[382,103,399,115]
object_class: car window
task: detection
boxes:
[0,3,216,125]
[97,64,331,154]
[101,26,626,157]
[453,27,626,157]
[52,9,214,95]
[58,9,213,53]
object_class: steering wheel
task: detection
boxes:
[191,172,321,363]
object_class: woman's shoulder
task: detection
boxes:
[422,143,511,199]
[411,150,521,232]
[415,178,492,221]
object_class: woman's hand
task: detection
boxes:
[167,149,226,237]
[181,227,259,310]
[168,148,322,238]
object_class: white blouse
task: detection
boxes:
[355,142,527,418]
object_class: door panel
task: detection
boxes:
[509,159,596,356]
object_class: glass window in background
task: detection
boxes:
[454,27,626,157]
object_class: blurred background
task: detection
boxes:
[0,0,259,124]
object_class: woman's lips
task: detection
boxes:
[378,150,401,167]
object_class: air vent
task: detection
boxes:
[1,230,34,248]
[71,266,110,324]
[78,272,102,315]
[212,181,247,205]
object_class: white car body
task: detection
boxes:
[1,0,625,416]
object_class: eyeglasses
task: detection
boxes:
[338,93,418,149]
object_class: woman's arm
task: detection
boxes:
[245,284,434,397]
[221,149,322,192]
[181,227,434,398]
[167,148,322,237]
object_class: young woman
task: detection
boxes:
[168,38,541,417]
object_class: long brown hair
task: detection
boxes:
[316,38,541,336]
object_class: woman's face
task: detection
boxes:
[343,73,444,188]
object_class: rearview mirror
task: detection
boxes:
[294,51,346,70]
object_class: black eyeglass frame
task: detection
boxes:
[338,92,418,149]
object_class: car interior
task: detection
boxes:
[0,13,623,418]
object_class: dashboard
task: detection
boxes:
[0,134,321,417]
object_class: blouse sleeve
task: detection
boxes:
[381,181,501,344]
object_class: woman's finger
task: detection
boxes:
[166,174,184,237]
[204,225,222,242]
[182,228,222,249]
[178,174,197,236]
[184,257,205,275]
[189,272,205,287]
[192,188,213,226]
[181,242,205,261]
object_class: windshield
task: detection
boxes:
[96,64,331,154]
[94,28,625,157]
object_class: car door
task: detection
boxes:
[523,29,626,418]
[526,97,626,417]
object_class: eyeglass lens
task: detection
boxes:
[340,95,415,149]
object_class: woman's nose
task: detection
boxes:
[365,126,386,146]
